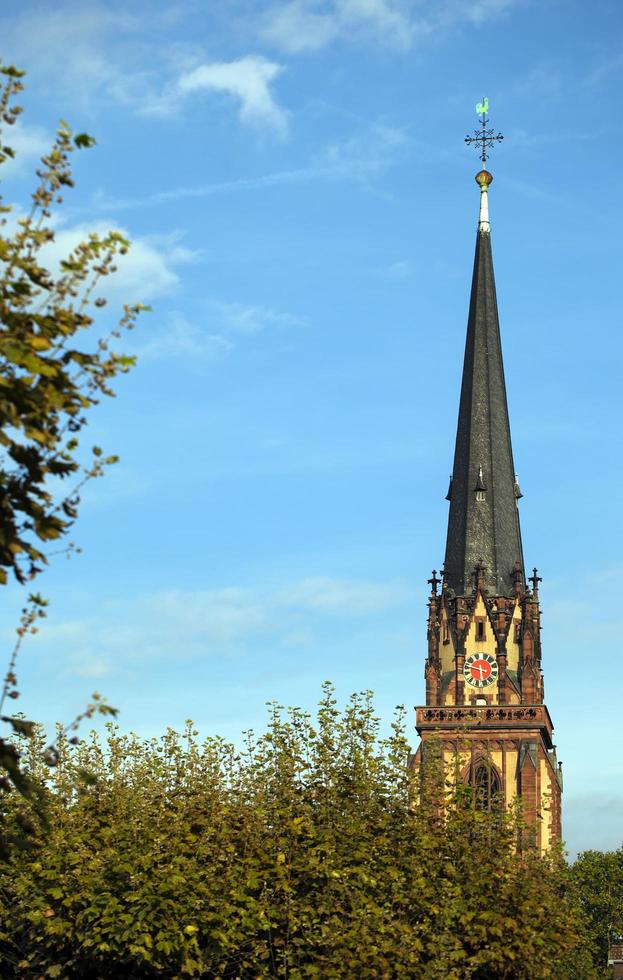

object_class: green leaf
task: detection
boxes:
[74,132,96,149]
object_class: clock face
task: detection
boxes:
[464,653,498,688]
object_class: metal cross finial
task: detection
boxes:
[428,569,441,595]
[529,568,542,592]
[465,97,504,167]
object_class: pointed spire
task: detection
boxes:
[442,169,524,597]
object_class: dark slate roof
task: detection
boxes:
[443,228,524,596]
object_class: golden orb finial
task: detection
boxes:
[475,169,493,188]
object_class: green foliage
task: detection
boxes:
[0,687,594,978]
[0,62,144,588]
[0,61,139,817]
[570,846,623,975]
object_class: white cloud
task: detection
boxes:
[147,588,268,643]
[261,2,340,52]
[459,0,520,24]
[41,221,198,303]
[341,0,413,39]
[277,577,411,613]
[0,121,50,178]
[176,56,288,132]
[90,121,409,213]
[312,122,408,180]
[133,299,303,362]
[260,0,522,52]
[260,0,413,52]
[379,259,415,281]
[3,8,287,134]
[70,654,113,679]
[207,300,305,335]
[2,6,143,105]
[136,312,233,361]
[35,576,413,677]
[0,208,189,304]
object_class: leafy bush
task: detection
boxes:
[0,687,595,978]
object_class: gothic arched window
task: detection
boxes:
[473,762,501,810]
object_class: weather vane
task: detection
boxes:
[465,98,503,167]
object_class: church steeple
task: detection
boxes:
[412,102,562,853]
[443,169,524,597]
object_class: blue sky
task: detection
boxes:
[0,0,621,857]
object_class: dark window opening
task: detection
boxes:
[476,620,485,641]
[473,763,501,810]
[514,623,522,642]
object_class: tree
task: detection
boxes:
[571,846,623,975]
[0,63,144,586]
[0,61,143,830]
[0,688,596,978]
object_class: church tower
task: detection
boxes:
[413,105,562,851]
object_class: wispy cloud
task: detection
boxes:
[277,576,412,613]
[135,312,234,361]
[132,299,303,361]
[91,121,408,213]
[91,170,317,212]
[207,300,305,335]
[2,6,145,105]
[507,52,623,109]
[35,576,413,678]
[312,122,408,179]
[578,48,623,89]
[458,0,521,25]
[0,120,50,178]
[508,61,566,101]
[260,0,414,53]
[260,1,341,52]
[507,126,614,150]
[378,259,415,281]
[259,0,523,53]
